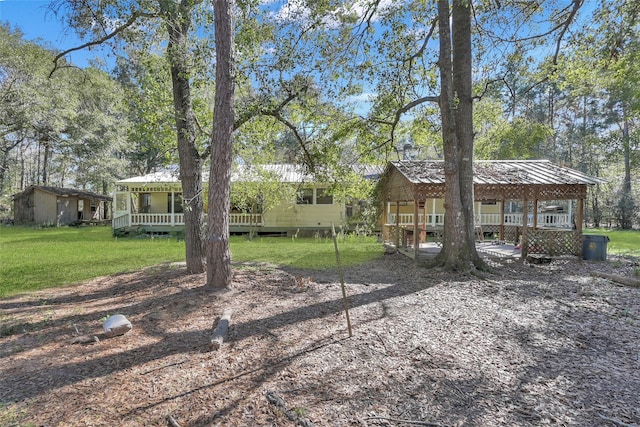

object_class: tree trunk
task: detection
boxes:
[619,104,634,229]
[206,0,235,289]
[41,140,50,185]
[432,0,486,271]
[166,4,206,274]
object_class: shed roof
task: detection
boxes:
[12,186,112,201]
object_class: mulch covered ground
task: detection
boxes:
[1,252,639,427]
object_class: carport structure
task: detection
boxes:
[377,159,603,260]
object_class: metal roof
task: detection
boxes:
[12,185,112,201]
[391,160,603,186]
[116,164,384,185]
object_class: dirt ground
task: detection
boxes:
[1,252,640,427]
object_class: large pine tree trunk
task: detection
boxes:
[433,0,486,271]
[166,6,206,274]
[206,0,235,289]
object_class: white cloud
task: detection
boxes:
[269,0,397,28]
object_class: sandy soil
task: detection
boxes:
[1,252,639,427]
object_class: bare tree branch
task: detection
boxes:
[263,110,315,170]
[405,17,439,64]
[50,10,157,76]
[551,0,583,65]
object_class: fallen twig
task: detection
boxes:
[166,414,182,427]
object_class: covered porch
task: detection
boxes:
[112,182,264,235]
[378,160,602,260]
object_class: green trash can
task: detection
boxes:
[582,234,610,261]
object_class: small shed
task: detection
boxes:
[12,186,112,226]
[378,160,603,258]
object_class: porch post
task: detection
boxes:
[533,197,539,229]
[383,201,388,225]
[422,200,427,242]
[499,200,505,241]
[577,197,584,233]
[394,201,400,248]
[171,190,175,226]
[521,195,529,259]
[432,198,436,227]
[568,200,574,229]
[413,199,419,260]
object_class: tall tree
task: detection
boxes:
[430,0,485,270]
[207,0,235,288]
[54,0,214,273]
[163,0,207,273]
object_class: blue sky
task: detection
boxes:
[0,0,108,68]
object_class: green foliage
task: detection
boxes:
[115,52,178,173]
[475,116,554,160]
[0,23,129,195]
[0,226,384,297]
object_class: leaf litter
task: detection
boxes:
[1,253,639,426]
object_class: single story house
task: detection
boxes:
[112,164,382,236]
[12,186,112,226]
[377,159,603,258]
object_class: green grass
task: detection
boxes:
[585,228,640,258]
[0,226,383,297]
[230,234,383,269]
[0,226,186,297]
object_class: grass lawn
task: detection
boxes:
[585,228,640,258]
[0,226,383,297]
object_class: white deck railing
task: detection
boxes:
[388,213,445,227]
[112,212,264,229]
[387,213,571,228]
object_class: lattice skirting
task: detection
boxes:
[523,229,581,256]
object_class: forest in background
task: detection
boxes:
[1,0,638,229]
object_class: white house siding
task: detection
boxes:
[264,202,345,230]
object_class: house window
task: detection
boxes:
[168,193,183,213]
[316,188,333,205]
[296,188,313,204]
[141,193,151,213]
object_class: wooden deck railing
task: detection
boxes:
[387,213,571,228]
[112,212,263,229]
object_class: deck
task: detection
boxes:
[397,241,523,261]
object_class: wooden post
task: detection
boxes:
[422,200,427,242]
[521,196,529,259]
[394,201,400,248]
[577,197,584,233]
[332,224,353,337]
[432,198,436,227]
[413,199,419,260]
[382,201,389,242]
[499,200,505,241]
[533,198,539,230]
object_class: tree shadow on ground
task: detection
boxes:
[0,260,441,404]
